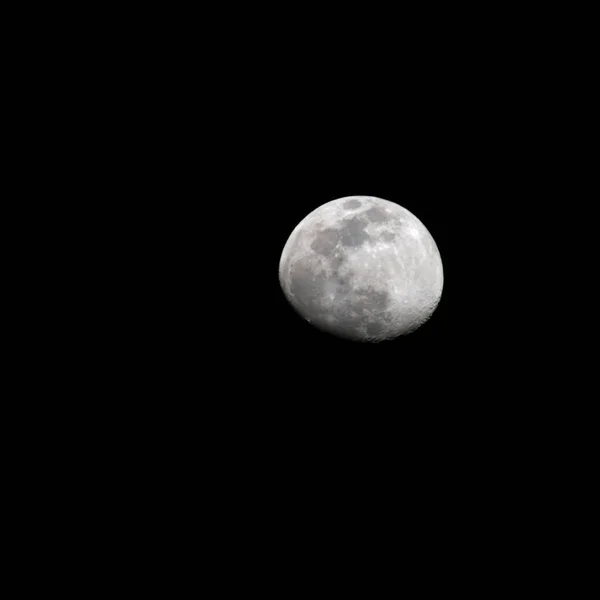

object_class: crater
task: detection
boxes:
[343,199,362,210]
[381,231,396,242]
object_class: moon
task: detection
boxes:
[279,196,444,342]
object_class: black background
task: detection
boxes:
[113,16,555,459]
[7,5,591,588]
[116,25,551,501]
[133,36,520,401]
[49,9,582,568]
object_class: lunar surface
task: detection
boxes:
[279,196,444,342]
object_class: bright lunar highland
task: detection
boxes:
[279,196,444,342]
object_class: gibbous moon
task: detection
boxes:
[279,196,443,342]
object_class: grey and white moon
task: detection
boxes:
[278,196,444,341]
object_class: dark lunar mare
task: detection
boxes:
[339,217,370,247]
[310,216,372,258]
[364,207,390,223]
[310,229,339,255]
[343,199,362,209]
